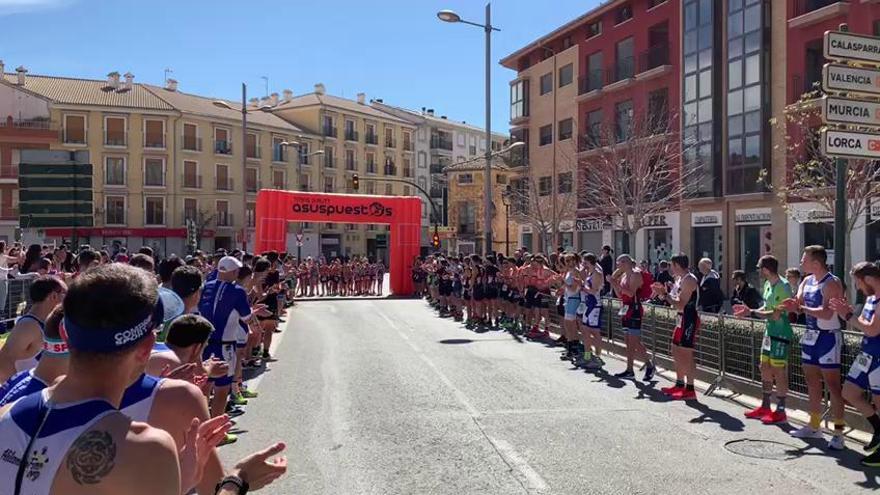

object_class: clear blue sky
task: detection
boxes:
[0,0,599,130]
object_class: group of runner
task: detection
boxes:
[417,245,880,467]
[0,244,292,494]
[292,256,386,297]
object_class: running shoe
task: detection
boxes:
[261,350,271,360]
[525,327,544,340]
[760,410,788,425]
[559,351,573,361]
[643,362,655,381]
[865,432,880,452]
[584,356,604,370]
[614,369,635,379]
[660,385,683,396]
[828,434,846,451]
[672,388,697,400]
[862,449,880,467]
[790,425,824,439]
[744,406,772,420]
[230,394,248,406]
[219,433,238,446]
[240,389,259,399]
[573,354,590,368]
[539,330,551,339]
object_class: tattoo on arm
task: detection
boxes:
[67,431,116,485]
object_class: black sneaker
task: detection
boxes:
[866,432,880,452]
[262,350,270,360]
[614,369,635,379]
[559,351,572,361]
[643,362,655,381]
[862,448,880,467]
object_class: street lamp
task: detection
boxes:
[279,140,323,261]
[501,184,512,256]
[438,4,500,256]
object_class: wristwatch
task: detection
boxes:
[215,475,249,495]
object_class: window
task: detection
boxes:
[216,164,231,190]
[648,88,669,132]
[558,172,572,193]
[615,37,635,81]
[558,118,573,141]
[510,80,529,120]
[345,149,356,170]
[539,124,553,146]
[182,123,200,151]
[324,146,335,168]
[385,183,393,195]
[324,175,334,193]
[458,173,474,184]
[145,197,165,225]
[272,136,286,162]
[585,51,603,92]
[105,196,125,225]
[683,0,717,197]
[403,185,411,196]
[384,127,396,148]
[403,131,413,151]
[246,133,259,159]
[403,158,412,177]
[366,181,375,195]
[365,123,377,144]
[469,136,477,156]
[216,201,231,226]
[344,120,357,141]
[298,142,311,165]
[214,127,231,154]
[418,152,427,168]
[587,20,601,38]
[366,152,376,173]
[562,36,573,50]
[183,199,197,223]
[144,158,164,187]
[246,203,256,228]
[540,73,553,95]
[616,4,633,24]
[299,173,310,191]
[144,119,165,148]
[63,115,86,144]
[615,100,633,142]
[246,168,258,192]
[323,115,336,137]
[458,202,476,234]
[586,109,603,146]
[558,64,573,88]
[273,170,285,189]
[496,174,508,184]
[183,160,199,188]
[538,176,552,196]
[105,157,126,186]
[104,116,126,146]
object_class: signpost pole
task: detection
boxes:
[834,158,847,279]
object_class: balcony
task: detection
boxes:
[403,140,413,151]
[345,130,359,142]
[578,70,604,100]
[636,44,672,80]
[182,136,202,152]
[324,156,337,168]
[299,153,311,166]
[0,117,53,130]
[430,186,444,199]
[0,207,17,221]
[182,174,202,189]
[790,1,849,28]
[246,147,261,160]
[366,162,378,174]
[246,180,261,193]
[216,212,234,227]
[216,177,234,191]
[578,133,600,153]
[403,167,413,178]
[385,137,397,148]
[62,130,87,145]
[345,159,358,171]
[430,163,445,174]
[103,130,127,147]
[384,164,397,176]
[365,133,379,145]
[144,133,165,149]
[214,140,232,155]
[273,146,288,163]
[791,73,823,103]
[430,136,453,151]
[608,57,635,85]
[323,125,338,138]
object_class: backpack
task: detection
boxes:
[636,269,654,302]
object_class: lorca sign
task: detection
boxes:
[821,129,880,159]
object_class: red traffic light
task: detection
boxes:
[352,174,359,191]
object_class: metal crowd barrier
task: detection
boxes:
[0,279,34,333]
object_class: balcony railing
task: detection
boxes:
[345,159,358,171]
[794,0,841,17]
[273,146,288,162]
[324,157,337,168]
[345,130,359,142]
[216,213,234,227]
[0,117,53,129]
[144,133,165,149]
[216,178,234,191]
[403,140,413,151]
[246,180,261,193]
[182,174,202,189]
[366,162,378,174]
[403,167,413,178]
[611,57,635,83]
[385,137,397,148]
[430,187,444,199]
[430,136,453,150]
[144,175,166,187]
[430,163,445,174]
[384,164,397,175]
[578,133,601,152]
[365,133,379,145]
[638,44,670,73]
[215,140,232,155]
[246,147,261,160]
[323,125,338,138]
[104,130,127,147]
[63,131,86,145]
[182,136,202,151]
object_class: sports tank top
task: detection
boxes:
[119,374,165,422]
[803,273,841,331]
[13,314,46,373]
[582,273,599,306]
[564,271,579,298]
[862,296,880,355]
[0,369,49,407]
[672,277,699,315]
[0,389,116,495]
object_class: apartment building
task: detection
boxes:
[0,69,310,256]
[371,101,507,252]
[269,85,418,260]
[445,159,514,255]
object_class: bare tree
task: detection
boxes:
[576,109,701,254]
[769,96,880,269]
[186,209,215,253]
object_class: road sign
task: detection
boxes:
[824,30,880,65]
[295,233,304,242]
[820,128,880,159]
[822,96,880,127]
[822,63,880,95]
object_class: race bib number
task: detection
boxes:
[762,335,772,352]
[502,284,508,291]
[576,302,587,315]
[801,329,820,346]
[855,352,873,374]
[618,305,628,316]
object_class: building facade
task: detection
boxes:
[446,160,514,255]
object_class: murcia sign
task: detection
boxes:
[822,96,880,127]
[821,128,880,159]
[823,64,880,95]
[825,31,880,65]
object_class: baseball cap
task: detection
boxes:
[217,256,243,272]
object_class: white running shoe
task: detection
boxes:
[790,426,824,439]
[828,434,845,451]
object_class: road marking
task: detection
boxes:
[416,353,480,417]
[489,437,550,494]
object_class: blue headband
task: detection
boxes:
[63,297,164,353]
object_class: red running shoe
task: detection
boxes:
[525,327,544,339]
[672,388,697,400]
[661,385,683,396]
[744,406,771,420]
[761,410,788,425]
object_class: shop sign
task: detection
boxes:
[735,208,771,225]
[643,214,668,227]
[576,218,609,232]
[691,211,722,227]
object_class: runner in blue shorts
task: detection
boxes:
[575,253,605,370]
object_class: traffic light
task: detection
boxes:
[352,174,359,191]
[431,231,441,249]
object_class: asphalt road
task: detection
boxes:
[220,298,880,494]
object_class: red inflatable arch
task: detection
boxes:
[255,190,422,295]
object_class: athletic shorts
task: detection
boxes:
[439,282,452,297]
[473,286,485,301]
[846,351,880,395]
[620,301,643,332]
[203,341,236,387]
[485,285,498,300]
[800,329,842,369]
[522,287,538,308]
[672,311,700,349]
[320,276,328,283]
[760,334,790,368]
[451,281,462,298]
[582,304,602,329]
[508,290,520,304]
[564,296,580,321]
[235,324,248,348]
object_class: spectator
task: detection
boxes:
[655,260,674,286]
[697,258,724,313]
[730,270,763,310]
[785,267,806,325]
[599,245,614,296]
[129,253,156,272]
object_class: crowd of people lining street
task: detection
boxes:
[414,244,880,467]
[0,242,299,494]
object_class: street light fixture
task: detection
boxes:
[501,185,512,256]
[438,3,500,255]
